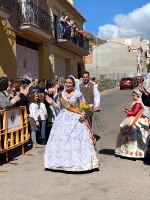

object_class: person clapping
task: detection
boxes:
[0,76,19,110]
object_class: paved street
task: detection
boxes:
[0,89,149,200]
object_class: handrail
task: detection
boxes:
[0,0,14,13]
[18,2,53,35]
[54,22,89,51]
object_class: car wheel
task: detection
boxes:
[120,87,123,90]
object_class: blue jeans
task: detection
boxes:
[41,120,46,139]
[59,24,65,38]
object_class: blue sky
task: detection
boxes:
[74,0,150,40]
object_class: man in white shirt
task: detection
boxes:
[79,71,100,127]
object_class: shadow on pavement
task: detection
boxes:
[0,141,33,166]
[45,168,100,174]
[143,158,150,166]
[99,148,115,156]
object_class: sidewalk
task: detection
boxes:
[100,86,119,96]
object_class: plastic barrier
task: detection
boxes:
[0,106,29,162]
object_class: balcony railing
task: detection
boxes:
[18,2,53,35]
[0,0,14,13]
[55,23,89,52]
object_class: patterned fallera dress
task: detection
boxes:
[44,90,100,171]
[115,100,150,158]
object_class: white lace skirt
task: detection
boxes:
[44,109,100,171]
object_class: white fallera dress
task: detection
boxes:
[44,90,99,171]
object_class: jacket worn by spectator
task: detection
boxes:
[29,103,40,121]
[15,93,29,114]
[0,91,13,110]
[39,102,48,120]
[59,16,66,25]
[22,78,31,85]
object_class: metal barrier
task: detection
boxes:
[18,2,53,35]
[0,106,29,162]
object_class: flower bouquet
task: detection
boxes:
[79,102,93,122]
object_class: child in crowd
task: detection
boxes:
[115,89,150,159]
[28,92,41,147]
[39,92,48,145]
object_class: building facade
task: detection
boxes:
[47,0,89,79]
[108,37,150,74]
[85,37,149,79]
[0,0,89,80]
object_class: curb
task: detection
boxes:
[100,86,119,96]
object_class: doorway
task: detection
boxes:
[16,36,39,80]
[53,14,58,39]
[78,64,81,79]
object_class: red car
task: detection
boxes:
[137,76,144,84]
[120,77,135,90]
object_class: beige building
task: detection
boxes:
[108,37,150,75]
[47,0,89,79]
[85,41,148,80]
[0,0,89,80]
[85,36,149,79]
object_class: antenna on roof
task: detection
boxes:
[117,29,120,38]
[83,24,85,31]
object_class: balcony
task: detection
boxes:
[0,0,14,21]
[55,23,89,56]
[18,2,53,41]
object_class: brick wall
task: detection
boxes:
[84,55,93,64]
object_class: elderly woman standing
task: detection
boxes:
[0,76,19,110]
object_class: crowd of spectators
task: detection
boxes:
[59,12,85,48]
[0,75,65,147]
[0,74,100,148]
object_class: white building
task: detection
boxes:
[108,36,150,66]
[85,37,149,80]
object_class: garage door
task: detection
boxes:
[54,55,66,78]
[16,44,39,80]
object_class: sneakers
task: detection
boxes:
[33,144,43,148]
[41,139,47,145]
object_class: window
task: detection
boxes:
[16,35,38,51]
[121,78,131,81]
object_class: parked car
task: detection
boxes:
[133,77,139,87]
[120,77,135,90]
[137,76,144,84]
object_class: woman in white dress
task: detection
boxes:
[44,76,99,171]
